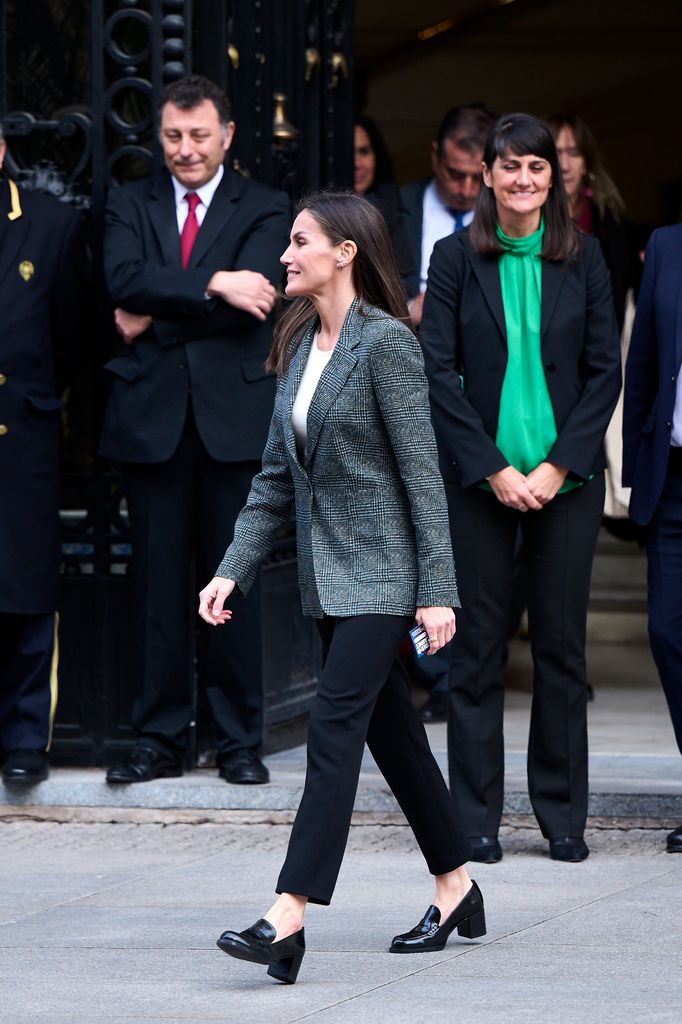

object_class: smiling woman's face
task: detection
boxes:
[482,148,553,224]
[280,210,340,299]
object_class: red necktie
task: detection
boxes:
[180,192,200,268]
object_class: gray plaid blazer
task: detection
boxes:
[216,299,459,617]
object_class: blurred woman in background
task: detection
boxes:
[545,113,637,331]
[354,114,416,295]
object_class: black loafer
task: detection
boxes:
[390,880,486,953]
[666,825,682,853]
[549,836,589,862]
[469,836,503,863]
[218,749,269,785]
[419,692,448,723]
[2,749,49,785]
[217,918,305,984]
[106,745,182,784]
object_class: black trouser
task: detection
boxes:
[276,614,472,905]
[444,475,605,840]
[646,448,682,755]
[123,409,263,761]
[0,612,57,753]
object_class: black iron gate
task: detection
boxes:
[0,0,354,764]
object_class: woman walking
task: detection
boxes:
[420,114,621,864]
[199,192,482,983]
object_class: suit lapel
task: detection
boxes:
[187,165,239,267]
[675,258,682,373]
[540,259,567,339]
[148,173,182,267]
[304,300,360,465]
[468,249,507,344]
[0,180,30,290]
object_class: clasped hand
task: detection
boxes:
[114,308,152,345]
[198,576,235,626]
[488,462,568,511]
[206,269,276,321]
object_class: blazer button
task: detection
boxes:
[0,424,8,436]
[666,421,672,429]
[178,362,187,370]
[545,363,556,373]
[0,373,6,385]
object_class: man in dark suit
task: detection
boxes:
[400,103,495,329]
[623,224,682,854]
[400,104,495,724]
[0,123,89,784]
[100,76,289,785]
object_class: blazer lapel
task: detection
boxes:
[148,173,182,267]
[674,259,682,373]
[468,249,507,344]
[187,165,239,267]
[540,259,567,339]
[304,300,360,465]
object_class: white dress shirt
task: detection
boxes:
[171,163,224,232]
[419,180,474,291]
[671,367,682,447]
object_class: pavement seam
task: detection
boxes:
[277,860,682,1023]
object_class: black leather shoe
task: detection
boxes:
[2,749,48,785]
[469,836,503,863]
[666,825,682,853]
[390,880,486,953]
[106,745,182,784]
[549,836,589,862]
[217,918,305,983]
[218,749,269,785]
[419,692,448,723]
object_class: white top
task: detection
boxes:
[291,337,334,457]
[671,369,682,447]
[171,164,224,232]
[419,179,474,291]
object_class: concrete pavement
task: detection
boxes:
[1,636,681,1022]
[0,820,679,1023]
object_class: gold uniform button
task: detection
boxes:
[0,373,6,385]
[0,424,8,436]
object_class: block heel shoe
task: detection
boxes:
[217,918,305,984]
[390,880,486,953]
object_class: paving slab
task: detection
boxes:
[1,821,680,1023]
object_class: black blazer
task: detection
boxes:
[419,230,621,488]
[623,224,682,526]
[0,177,89,613]
[366,182,418,298]
[399,178,429,293]
[99,165,290,464]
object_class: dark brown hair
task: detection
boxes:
[469,113,579,262]
[436,101,496,157]
[545,112,625,222]
[159,75,231,129]
[267,191,410,376]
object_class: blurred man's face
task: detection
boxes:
[431,137,483,212]
[160,99,234,189]
[0,139,6,172]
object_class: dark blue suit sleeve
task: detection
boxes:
[623,232,658,486]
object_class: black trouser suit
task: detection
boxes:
[276,613,472,905]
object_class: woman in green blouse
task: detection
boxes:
[420,114,621,865]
